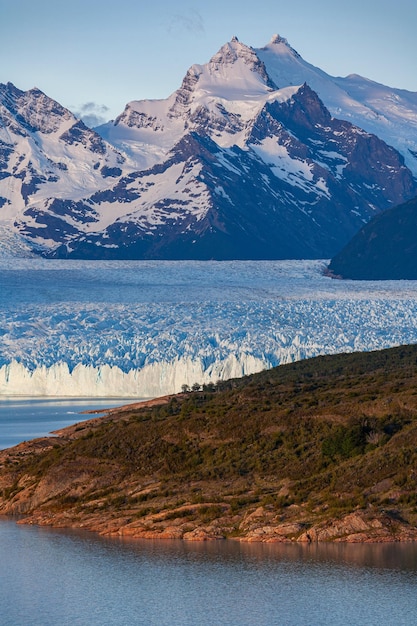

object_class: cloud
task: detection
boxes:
[72,102,111,127]
[166,9,205,36]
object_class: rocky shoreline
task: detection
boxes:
[12,505,417,544]
[0,402,416,544]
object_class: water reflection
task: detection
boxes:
[1,520,417,626]
[108,534,417,573]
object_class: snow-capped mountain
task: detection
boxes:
[0,82,130,249]
[48,85,416,260]
[99,35,417,177]
[98,36,280,169]
[1,36,417,259]
[256,35,417,178]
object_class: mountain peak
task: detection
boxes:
[210,37,255,65]
[166,36,278,120]
[0,82,75,136]
[269,34,287,45]
[207,38,277,91]
[263,34,301,59]
[1,81,22,96]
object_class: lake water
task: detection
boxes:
[1,411,417,626]
[0,519,416,626]
[0,398,138,449]
[1,258,417,624]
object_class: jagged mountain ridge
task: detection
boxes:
[0,82,132,249]
[256,36,417,177]
[1,36,417,259]
[49,85,416,260]
[100,34,417,177]
[97,36,284,169]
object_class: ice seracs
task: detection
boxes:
[2,259,417,397]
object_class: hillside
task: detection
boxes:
[1,345,417,542]
[328,196,417,279]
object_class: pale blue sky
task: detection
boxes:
[1,0,416,125]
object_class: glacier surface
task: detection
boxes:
[1,259,417,397]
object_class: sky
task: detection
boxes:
[1,0,416,126]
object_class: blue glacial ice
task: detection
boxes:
[1,259,417,396]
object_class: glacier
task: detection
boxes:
[1,258,417,397]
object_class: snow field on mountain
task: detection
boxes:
[252,137,330,197]
[257,36,417,176]
[1,259,417,397]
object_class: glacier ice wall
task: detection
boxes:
[1,259,417,397]
[0,354,268,397]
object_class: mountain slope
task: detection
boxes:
[99,34,417,178]
[256,35,417,177]
[0,82,130,249]
[328,195,417,279]
[48,84,416,259]
[45,86,416,259]
[97,36,280,169]
[2,344,417,542]
[1,35,417,259]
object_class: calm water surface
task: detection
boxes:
[1,402,417,625]
[0,520,417,626]
[0,398,144,449]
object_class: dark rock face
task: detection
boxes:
[1,38,417,260]
[0,82,73,136]
[60,120,108,155]
[48,85,417,260]
[49,125,417,260]
[328,196,417,280]
[100,165,123,178]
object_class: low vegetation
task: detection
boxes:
[1,344,417,541]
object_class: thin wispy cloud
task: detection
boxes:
[166,9,205,36]
[72,102,111,127]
